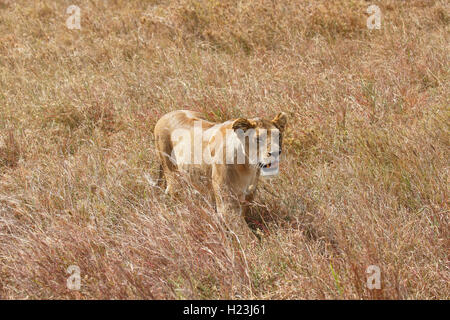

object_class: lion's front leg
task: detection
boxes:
[241,186,257,218]
[212,166,254,242]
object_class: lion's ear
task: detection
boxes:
[232,118,255,132]
[272,112,287,132]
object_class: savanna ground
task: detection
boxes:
[0,0,448,299]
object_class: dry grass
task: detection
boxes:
[0,0,448,299]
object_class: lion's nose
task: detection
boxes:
[268,150,281,157]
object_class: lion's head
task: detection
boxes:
[231,112,287,176]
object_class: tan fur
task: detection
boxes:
[154,110,287,238]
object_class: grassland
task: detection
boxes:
[0,0,448,299]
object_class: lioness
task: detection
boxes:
[154,110,287,238]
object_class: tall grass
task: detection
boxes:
[0,0,448,299]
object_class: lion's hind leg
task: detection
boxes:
[155,132,180,196]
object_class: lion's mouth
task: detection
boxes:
[259,160,279,176]
[261,162,277,169]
